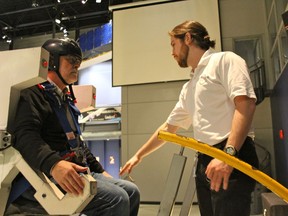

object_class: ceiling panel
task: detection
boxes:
[0,0,132,40]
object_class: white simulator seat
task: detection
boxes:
[0,47,97,215]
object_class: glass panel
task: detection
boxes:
[268,6,278,47]
[272,44,281,81]
[276,0,287,25]
[234,38,262,67]
[265,0,273,16]
[282,0,288,9]
[280,27,288,68]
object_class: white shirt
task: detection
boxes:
[167,48,256,145]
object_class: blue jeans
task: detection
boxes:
[14,173,140,216]
[195,137,259,216]
[81,173,140,216]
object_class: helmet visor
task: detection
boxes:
[64,55,82,66]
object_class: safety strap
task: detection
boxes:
[38,81,82,149]
[7,82,83,207]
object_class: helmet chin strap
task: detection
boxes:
[55,70,69,86]
[55,70,76,102]
[68,84,76,102]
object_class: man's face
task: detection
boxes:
[170,36,189,68]
[59,55,81,84]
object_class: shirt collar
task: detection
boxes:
[47,77,66,97]
[191,48,216,77]
[198,48,215,67]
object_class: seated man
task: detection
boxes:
[8,38,140,216]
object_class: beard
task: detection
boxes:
[177,44,189,68]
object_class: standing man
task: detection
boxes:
[10,38,140,216]
[120,20,259,216]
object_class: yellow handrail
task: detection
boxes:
[158,130,288,202]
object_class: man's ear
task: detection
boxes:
[184,32,192,45]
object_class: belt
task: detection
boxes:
[198,138,227,156]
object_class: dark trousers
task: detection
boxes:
[195,137,259,216]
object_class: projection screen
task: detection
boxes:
[111,0,221,86]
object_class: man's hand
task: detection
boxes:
[51,160,88,195]
[102,171,113,178]
[205,158,233,191]
[119,155,141,176]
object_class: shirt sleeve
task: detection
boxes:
[219,52,257,102]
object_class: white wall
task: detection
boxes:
[122,81,195,202]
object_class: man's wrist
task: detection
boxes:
[223,145,238,157]
[50,160,61,175]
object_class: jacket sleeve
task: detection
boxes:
[12,86,62,176]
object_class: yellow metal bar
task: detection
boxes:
[158,130,288,202]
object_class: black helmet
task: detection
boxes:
[42,38,82,86]
[42,38,82,72]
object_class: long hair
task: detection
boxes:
[169,21,216,50]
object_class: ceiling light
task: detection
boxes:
[55,18,61,24]
[57,0,61,2]
[96,0,101,3]
[81,0,88,4]
[2,35,7,39]
[31,0,39,7]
